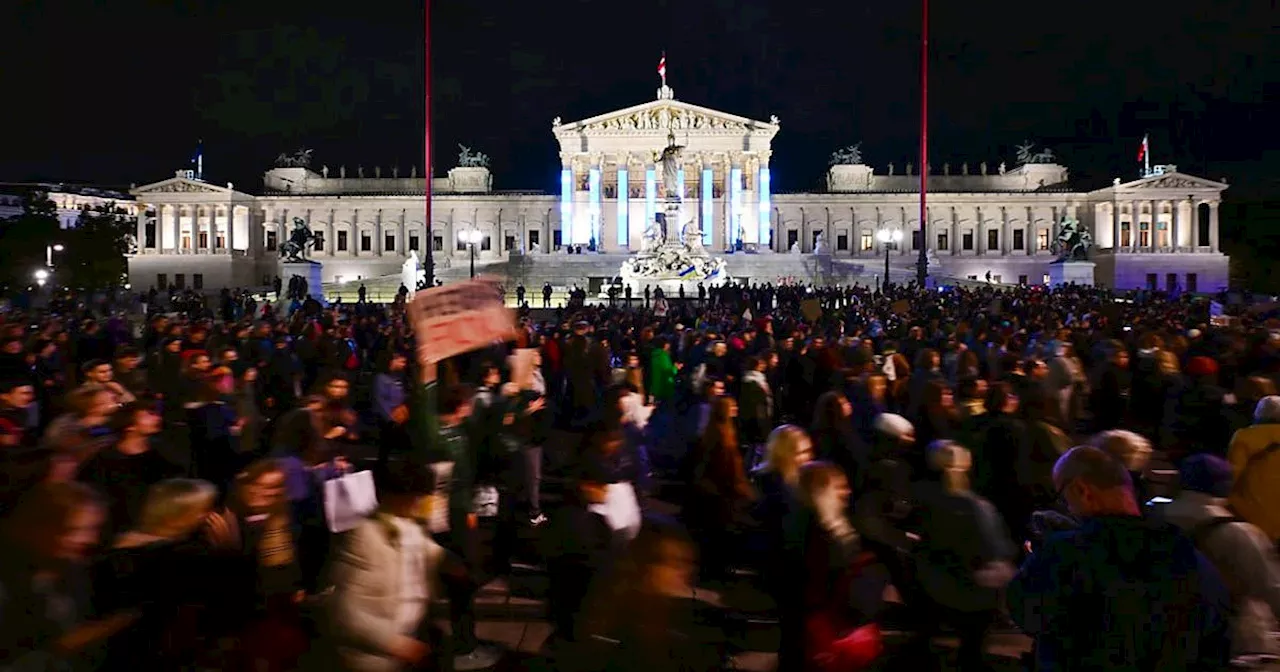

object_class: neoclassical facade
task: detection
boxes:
[127,86,1229,294]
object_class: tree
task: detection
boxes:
[0,191,60,289]
[61,204,134,289]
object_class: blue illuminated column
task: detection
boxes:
[617,168,629,247]
[677,169,685,201]
[758,166,771,247]
[645,167,656,232]
[701,168,713,246]
[588,168,601,246]
[730,167,743,246]
[559,169,572,248]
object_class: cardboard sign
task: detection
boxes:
[408,276,517,364]
[801,298,822,322]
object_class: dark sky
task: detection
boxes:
[2,0,1276,198]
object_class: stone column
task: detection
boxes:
[399,210,408,257]
[1169,199,1180,252]
[1129,200,1141,251]
[135,203,147,251]
[169,206,179,252]
[373,209,383,256]
[1209,201,1220,252]
[898,207,908,256]
[1025,206,1034,256]
[351,209,360,257]
[1110,202,1120,251]
[975,207,986,256]
[204,206,215,253]
[950,207,960,256]
[327,209,337,258]
[227,206,237,252]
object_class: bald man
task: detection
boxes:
[1007,446,1232,672]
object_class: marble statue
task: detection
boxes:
[943,163,951,176]
[828,143,864,166]
[770,114,780,125]
[374,166,381,178]
[392,165,399,178]
[274,148,313,168]
[551,116,562,128]
[906,163,914,176]
[402,251,420,291]
[998,162,1006,175]
[980,161,988,176]
[814,232,828,254]
[962,163,969,176]
[410,165,417,178]
[657,132,684,200]
[1016,141,1036,166]
[340,165,347,178]
[790,241,801,254]
[887,162,895,176]
[457,144,490,169]
[321,165,329,178]
[358,165,364,178]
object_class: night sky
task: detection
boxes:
[2,0,1276,199]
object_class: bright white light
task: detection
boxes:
[876,228,903,244]
[124,283,132,290]
[458,229,483,245]
[33,269,49,281]
[52,244,65,252]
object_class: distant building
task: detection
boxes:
[0,183,138,229]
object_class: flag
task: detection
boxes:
[657,53,666,80]
[1137,134,1148,162]
[192,139,204,180]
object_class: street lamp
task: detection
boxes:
[877,228,903,291]
[46,243,64,267]
[33,269,49,287]
[458,229,483,278]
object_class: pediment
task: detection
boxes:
[1120,172,1227,192]
[131,177,227,196]
[555,99,778,135]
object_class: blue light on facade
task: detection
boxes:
[559,169,572,247]
[701,168,713,246]
[758,167,771,245]
[677,169,685,201]
[645,167,656,234]
[617,169,628,246]
[587,168,601,245]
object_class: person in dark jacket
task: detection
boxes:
[1008,445,1233,672]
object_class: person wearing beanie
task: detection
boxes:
[1164,454,1280,664]
[1227,395,1280,543]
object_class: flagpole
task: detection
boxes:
[916,0,929,287]
[1144,134,1150,177]
[423,0,434,288]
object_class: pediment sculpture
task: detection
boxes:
[1136,175,1215,190]
[828,143,864,166]
[146,181,221,194]
[1015,141,1056,165]
[581,106,749,132]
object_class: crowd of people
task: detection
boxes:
[2,278,1279,672]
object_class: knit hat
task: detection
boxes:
[1179,454,1233,498]
[1185,356,1219,378]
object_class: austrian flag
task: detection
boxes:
[1137,134,1149,162]
[658,54,666,80]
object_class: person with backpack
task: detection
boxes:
[1164,455,1280,667]
[1227,395,1280,545]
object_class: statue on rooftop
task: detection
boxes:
[457,144,491,168]
[828,143,864,166]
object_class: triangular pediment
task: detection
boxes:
[554,98,778,135]
[1118,172,1227,192]
[131,176,228,196]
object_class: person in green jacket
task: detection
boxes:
[409,361,501,670]
[649,339,678,404]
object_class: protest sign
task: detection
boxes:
[408,276,517,364]
[801,298,822,322]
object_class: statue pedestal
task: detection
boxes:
[1048,260,1096,287]
[281,260,327,303]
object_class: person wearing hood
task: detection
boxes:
[1227,395,1280,544]
[1008,445,1232,672]
[1163,455,1280,666]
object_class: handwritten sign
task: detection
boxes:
[408,276,517,364]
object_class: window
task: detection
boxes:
[1186,273,1198,293]
[409,234,420,251]
[553,230,563,249]
[528,230,540,249]
[182,234,191,250]
[360,233,372,252]
[193,274,204,290]
[1013,229,1025,251]
[384,234,395,252]
[1139,223,1150,247]
[1121,222,1131,247]
[987,229,999,251]
[456,237,467,252]
[1037,229,1049,251]
[156,273,167,289]
[144,222,156,248]
[836,234,849,251]
[432,235,442,252]
[1042,274,1051,285]
[505,234,516,252]
[992,274,1002,284]
[266,231,278,251]
[1166,273,1177,292]
[962,230,974,251]
[198,231,209,249]
[1018,275,1028,285]
[911,230,922,250]
[337,231,348,251]
[174,273,186,289]
[1146,273,1157,290]
[480,235,492,252]
[215,233,225,249]
[314,232,324,251]
[937,232,949,251]
[860,232,873,251]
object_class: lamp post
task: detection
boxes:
[33,269,49,288]
[46,243,64,268]
[877,228,902,291]
[459,229,482,278]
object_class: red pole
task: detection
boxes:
[917,0,929,287]
[422,0,434,288]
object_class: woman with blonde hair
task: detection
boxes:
[907,440,1016,672]
[751,426,815,609]
[685,395,754,583]
[93,479,220,669]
